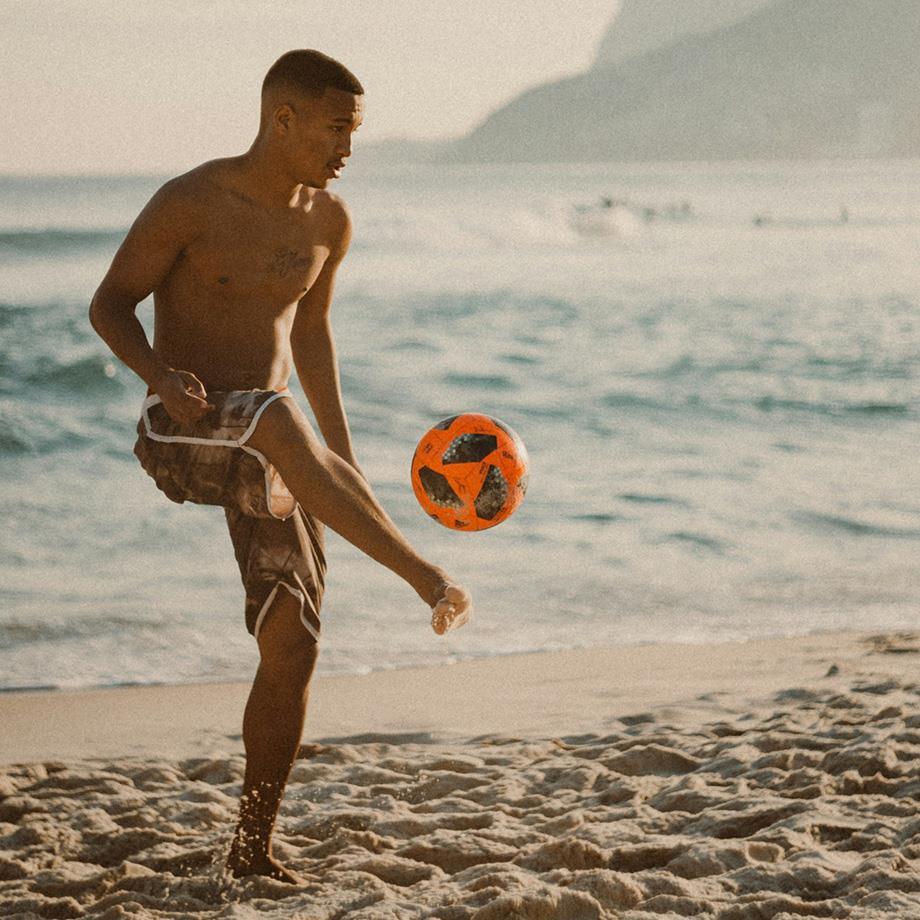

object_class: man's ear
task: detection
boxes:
[273,103,295,133]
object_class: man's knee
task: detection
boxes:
[257,590,319,682]
[261,632,319,687]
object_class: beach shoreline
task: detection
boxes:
[1,629,914,765]
[1,629,917,919]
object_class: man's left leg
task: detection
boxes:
[227,589,318,883]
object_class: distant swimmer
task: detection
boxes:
[571,197,641,237]
[89,50,471,885]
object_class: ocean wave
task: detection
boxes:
[0,298,124,401]
[499,352,543,366]
[572,512,622,524]
[0,228,124,255]
[0,426,36,455]
[618,493,690,507]
[804,355,914,381]
[598,389,915,421]
[0,299,99,349]
[403,290,578,324]
[0,405,96,455]
[0,613,160,651]
[6,329,109,398]
[442,371,515,391]
[796,512,920,540]
[25,353,124,395]
[353,206,584,251]
[601,391,675,412]
[663,531,729,554]
[0,301,32,329]
[753,396,911,417]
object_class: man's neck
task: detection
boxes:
[232,145,313,211]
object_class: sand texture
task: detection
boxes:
[1,633,918,919]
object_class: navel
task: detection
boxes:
[217,276,230,285]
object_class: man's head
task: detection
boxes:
[260,50,364,189]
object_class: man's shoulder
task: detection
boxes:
[139,161,232,235]
[313,190,350,221]
[311,191,352,244]
[154,161,228,207]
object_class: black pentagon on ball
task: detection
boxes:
[418,466,463,508]
[432,415,459,431]
[474,465,509,520]
[442,433,498,465]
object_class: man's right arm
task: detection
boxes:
[89,179,212,424]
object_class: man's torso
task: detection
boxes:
[152,161,341,391]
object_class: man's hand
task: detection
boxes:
[154,369,214,425]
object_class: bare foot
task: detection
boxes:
[227,843,304,884]
[431,583,472,635]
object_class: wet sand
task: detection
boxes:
[1,630,918,918]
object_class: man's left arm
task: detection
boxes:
[290,207,362,475]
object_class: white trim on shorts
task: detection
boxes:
[252,575,321,643]
[139,391,295,520]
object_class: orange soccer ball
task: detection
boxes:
[410,413,529,531]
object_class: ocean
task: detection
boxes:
[0,160,917,691]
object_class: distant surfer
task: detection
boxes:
[89,50,471,884]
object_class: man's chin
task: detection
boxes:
[301,177,328,190]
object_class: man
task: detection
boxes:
[89,49,471,884]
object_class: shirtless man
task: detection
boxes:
[89,49,471,884]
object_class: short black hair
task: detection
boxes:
[262,50,363,98]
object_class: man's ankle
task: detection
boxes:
[229,832,269,863]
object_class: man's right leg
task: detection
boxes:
[246,398,470,632]
[228,588,317,884]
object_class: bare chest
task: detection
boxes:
[175,218,330,306]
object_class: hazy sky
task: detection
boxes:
[2,0,620,174]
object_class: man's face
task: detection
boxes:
[283,88,363,189]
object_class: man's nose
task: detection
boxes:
[336,136,352,158]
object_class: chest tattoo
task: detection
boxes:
[269,248,311,279]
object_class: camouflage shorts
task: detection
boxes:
[135,389,325,641]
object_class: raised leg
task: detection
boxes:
[246,398,471,632]
[227,589,317,883]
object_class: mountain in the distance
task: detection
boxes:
[594,0,775,68]
[443,0,920,163]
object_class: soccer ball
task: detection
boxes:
[410,413,529,531]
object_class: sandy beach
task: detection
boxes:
[1,630,918,919]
